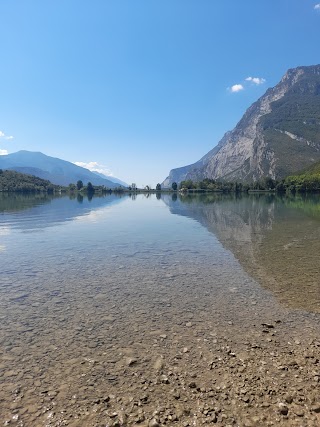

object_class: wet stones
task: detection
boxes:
[278,402,289,416]
[188,381,197,389]
[261,323,274,329]
[2,277,320,427]
[125,357,138,367]
[292,406,305,417]
[171,389,180,399]
[160,375,169,384]
[310,404,320,413]
[153,357,165,371]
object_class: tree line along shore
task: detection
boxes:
[1,168,320,195]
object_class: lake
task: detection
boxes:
[1,192,320,426]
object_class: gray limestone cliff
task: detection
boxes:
[162,65,320,186]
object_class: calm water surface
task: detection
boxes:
[0,192,320,426]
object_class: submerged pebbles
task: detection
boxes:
[0,212,319,426]
[1,305,320,427]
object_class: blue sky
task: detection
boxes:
[1,1,320,187]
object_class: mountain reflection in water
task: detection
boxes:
[164,193,320,313]
[0,192,126,230]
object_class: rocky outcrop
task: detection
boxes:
[161,142,223,188]
[162,65,320,186]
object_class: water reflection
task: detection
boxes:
[0,192,126,231]
[164,193,320,313]
[2,192,320,426]
[1,192,319,313]
[0,192,55,213]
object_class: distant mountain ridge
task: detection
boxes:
[91,171,128,187]
[163,64,320,186]
[0,151,125,188]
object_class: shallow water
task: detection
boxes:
[0,192,320,426]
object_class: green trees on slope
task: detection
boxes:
[0,170,58,193]
[178,175,320,193]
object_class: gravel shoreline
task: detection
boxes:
[2,311,320,427]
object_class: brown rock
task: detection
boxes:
[278,402,289,415]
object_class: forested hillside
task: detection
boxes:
[0,169,59,192]
[285,159,320,191]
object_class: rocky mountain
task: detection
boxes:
[163,65,320,186]
[0,151,124,188]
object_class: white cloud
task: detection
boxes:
[314,4,320,10]
[245,76,266,85]
[228,75,266,94]
[0,130,14,140]
[0,130,13,155]
[73,161,114,177]
[230,84,244,93]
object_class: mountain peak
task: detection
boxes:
[0,150,125,188]
[163,64,320,185]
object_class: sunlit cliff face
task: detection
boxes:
[163,65,320,187]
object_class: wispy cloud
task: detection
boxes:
[73,161,114,177]
[314,3,320,10]
[0,149,8,155]
[245,76,266,85]
[0,130,14,140]
[228,75,266,94]
[229,84,244,93]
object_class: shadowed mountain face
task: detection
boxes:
[163,64,320,186]
[0,151,124,188]
[163,193,320,313]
